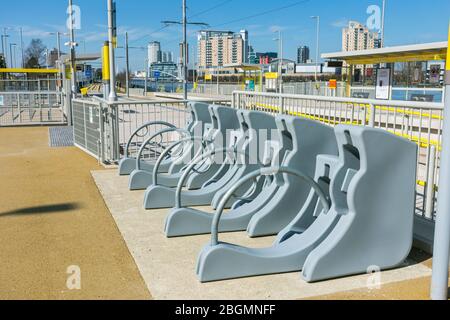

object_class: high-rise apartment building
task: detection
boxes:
[148,41,161,67]
[297,46,310,64]
[342,21,380,52]
[240,29,249,63]
[161,51,174,63]
[197,30,247,68]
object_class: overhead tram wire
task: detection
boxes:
[129,0,231,46]
[157,0,311,47]
[188,0,233,19]
[128,24,174,46]
[211,0,311,28]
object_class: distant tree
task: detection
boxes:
[94,68,103,81]
[0,54,6,68]
[24,39,47,68]
[116,70,129,88]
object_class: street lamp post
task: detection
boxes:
[311,16,320,83]
[49,32,64,62]
[125,32,130,97]
[381,0,386,47]
[2,30,10,67]
[273,30,283,94]
[68,0,78,98]
[9,43,17,68]
[144,58,148,96]
[20,27,24,68]
[107,0,117,101]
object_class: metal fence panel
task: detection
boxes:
[0,91,65,126]
[72,99,102,160]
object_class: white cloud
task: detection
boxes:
[331,18,349,28]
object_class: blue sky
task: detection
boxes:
[0,0,449,71]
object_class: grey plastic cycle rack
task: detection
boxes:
[118,121,177,176]
[196,125,417,283]
[128,127,193,190]
[128,104,240,191]
[118,101,212,177]
[185,105,242,190]
[164,116,338,238]
[143,109,278,210]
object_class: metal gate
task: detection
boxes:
[0,91,66,126]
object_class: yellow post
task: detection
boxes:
[102,41,110,97]
[102,41,110,81]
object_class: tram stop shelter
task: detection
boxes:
[224,63,264,92]
[322,41,448,101]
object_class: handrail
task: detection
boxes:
[233,91,444,109]
[210,166,331,246]
[92,95,231,106]
[0,91,63,94]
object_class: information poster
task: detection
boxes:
[429,64,441,84]
[375,68,391,100]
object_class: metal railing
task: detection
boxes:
[283,81,346,97]
[72,97,232,163]
[350,86,444,102]
[0,91,66,126]
[232,90,444,224]
[0,79,59,92]
[193,83,245,96]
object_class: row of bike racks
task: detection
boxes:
[118,101,418,283]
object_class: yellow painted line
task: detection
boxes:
[387,130,442,150]
[252,102,441,189]
[376,106,443,120]
[417,180,439,192]
[255,102,443,150]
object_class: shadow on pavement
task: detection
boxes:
[0,203,83,217]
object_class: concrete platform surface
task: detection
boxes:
[92,169,433,300]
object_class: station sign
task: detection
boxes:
[85,66,92,79]
[265,72,278,79]
[328,79,337,89]
[205,74,212,81]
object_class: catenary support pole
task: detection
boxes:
[430,23,450,301]
[182,0,188,101]
[107,0,117,101]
